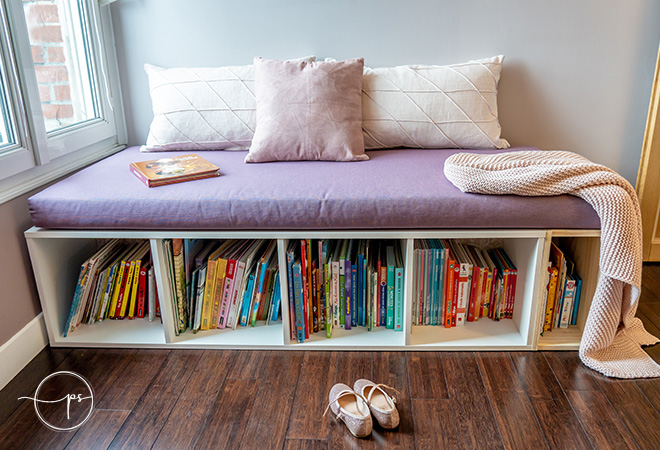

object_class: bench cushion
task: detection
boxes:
[28,146,600,230]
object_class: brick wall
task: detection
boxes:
[23,0,74,131]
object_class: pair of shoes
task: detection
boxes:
[324,379,399,438]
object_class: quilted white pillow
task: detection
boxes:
[362,55,510,149]
[142,58,315,152]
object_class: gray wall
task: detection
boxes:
[0,192,42,345]
[111,0,660,183]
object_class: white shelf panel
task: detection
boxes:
[289,326,404,349]
[52,319,166,347]
[537,327,582,350]
[409,321,530,350]
[168,321,284,348]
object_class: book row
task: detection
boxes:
[540,241,583,333]
[413,240,519,327]
[285,239,405,343]
[162,238,281,335]
[64,239,160,337]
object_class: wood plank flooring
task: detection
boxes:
[2,263,660,449]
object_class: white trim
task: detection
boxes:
[0,143,124,205]
[0,313,48,391]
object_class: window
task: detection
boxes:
[0,0,125,200]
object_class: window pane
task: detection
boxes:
[23,0,100,133]
[0,68,17,152]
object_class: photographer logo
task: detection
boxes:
[18,371,94,431]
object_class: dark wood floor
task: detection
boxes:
[2,265,660,450]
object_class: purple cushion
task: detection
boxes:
[28,146,600,230]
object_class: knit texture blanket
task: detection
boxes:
[444,150,660,378]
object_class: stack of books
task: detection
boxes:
[540,242,582,334]
[412,240,518,327]
[164,239,280,335]
[286,239,405,343]
[64,239,158,337]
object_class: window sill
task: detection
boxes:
[0,142,125,205]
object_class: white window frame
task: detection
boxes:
[0,0,126,204]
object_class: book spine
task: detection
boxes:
[217,259,236,328]
[544,267,558,331]
[250,264,268,327]
[136,265,148,318]
[128,260,143,319]
[114,261,133,319]
[172,239,188,332]
[386,263,395,329]
[286,250,296,340]
[148,267,155,322]
[571,279,582,326]
[339,259,345,327]
[301,241,310,336]
[559,279,575,328]
[357,253,364,327]
[239,274,255,327]
[331,262,339,328]
[312,266,319,332]
[467,266,479,322]
[444,261,455,328]
[129,164,151,187]
[99,265,117,321]
[456,263,470,326]
[63,265,87,337]
[379,263,387,326]
[293,263,305,343]
[428,249,438,325]
[108,261,126,319]
[193,266,207,331]
[351,263,357,328]
[227,261,246,330]
[270,275,281,323]
[394,266,403,331]
[344,262,352,330]
[200,259,217,330]
[325,262,332,338]
[210,258,227,330]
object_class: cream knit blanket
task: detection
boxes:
[444,150,660,378]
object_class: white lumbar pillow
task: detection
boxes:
[361,55,510,149]
[142,57,315,152]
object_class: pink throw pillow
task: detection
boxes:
[245,57,368,163]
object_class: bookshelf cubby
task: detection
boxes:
[24,227,600,351]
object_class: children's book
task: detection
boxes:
[129,154,220,187]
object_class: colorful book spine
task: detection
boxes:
[200,257,218,330]
[351,263,358,328]
[251,259,270,326]
[286,247,296,340]
[227,259,247,330]
[292,262,305,343]
[386,248,395,329]
[239,274,255,327]
[570,274,582,326]
[544,265,559,331]
[210,258,227,330]
[344,260,352,330]
[380,261,387,326]
[270,275,281,323]
[136,265,148,318]
[394,265,403,331]
[217,259,236,328]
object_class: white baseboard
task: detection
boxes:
[0,313,48,390]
